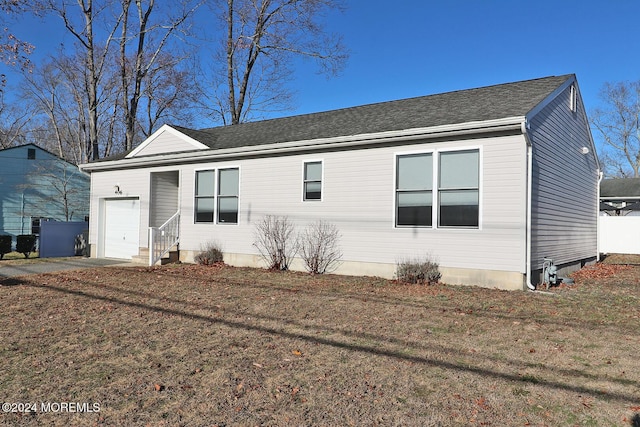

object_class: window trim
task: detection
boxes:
[437,148,480,229]
[302,160,323,202]
[217,167,240,225]
[394,152,434,228]
[194,169,216,224]
[394,147,482,230]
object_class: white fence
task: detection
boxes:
[599,215,640,255]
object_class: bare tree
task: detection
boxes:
[0,89,34,148]
[204,0,347,125]
[0,0,35,70]
[17,157,89,222]
[118,0,201,151]
[590,81,640,178]
[20,52,123,163]
[140,53,199,137]
[40,0,199,159]
[41,0,125,161]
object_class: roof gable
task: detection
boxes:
[126,124,209,158]
[0,143,79,167]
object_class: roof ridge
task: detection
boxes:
[188,74,573,133]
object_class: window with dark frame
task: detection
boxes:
[395,153,433,227]
[303,161,322,201]
[194,170,215,223]
[438,150,479,228]
[217,168,239,224]
[27,148,36,160]
[31,217,42,235]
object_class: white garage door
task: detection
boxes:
[104,198,140,259]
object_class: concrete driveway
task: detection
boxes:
[0,257,130,278]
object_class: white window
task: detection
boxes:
[195,170,215,223]
[396,153,433,227]
[194,168,240,224]
[438,150,479,228]
[218,168,239,224]
[303,161,322,201]
[394,149,480,228]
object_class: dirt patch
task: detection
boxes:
[0,263,638,426]
[601,253,640,265]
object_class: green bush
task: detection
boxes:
[0,235,11,260]
[194,241,224,265]
[396,256,441,285]
[16,235,37,259]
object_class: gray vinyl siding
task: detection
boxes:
[150,171,179,227]
[88,166,174,250]
[173,134,528,273]
[528,85,599,269]
[134,131,203,157]
[88,133,529,274]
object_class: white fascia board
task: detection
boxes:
[124,124,209,158]
[80,117,526,172]
[525,75,601,171]
[525,75,576,122]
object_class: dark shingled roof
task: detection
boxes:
[170,74,573,151]
[600,178,640,198]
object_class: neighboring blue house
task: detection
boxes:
[0,144,90,246]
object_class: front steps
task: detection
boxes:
[131,247,179,266]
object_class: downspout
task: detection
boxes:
[522,120,536,291]
[597,170,603,261]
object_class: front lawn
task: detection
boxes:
[1,263,638,426]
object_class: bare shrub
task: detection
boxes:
[396,256,441,284]
[298,220,342,274]
[194,241,224,265]
[253,215,297,270]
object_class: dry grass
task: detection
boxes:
[0,263,639,426]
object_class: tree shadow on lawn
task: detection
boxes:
[0,277,26,286]
[99,266,639,335]
[20,277,640,406]
[55,274,640,391]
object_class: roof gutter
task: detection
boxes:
[80,116,526,172]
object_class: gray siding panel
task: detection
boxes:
[88,133,529,279]
[173,135,527,273]
[150,171,179,227]
[529,84,599,269]
[134,131,203,157]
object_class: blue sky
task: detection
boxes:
[288,0,640,117]
[7,0,640,122]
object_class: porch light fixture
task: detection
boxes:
[580,147,590,155]
[114,185,122,195]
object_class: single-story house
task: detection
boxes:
[600,178,640,216]
[0,144,90,247]
[80,74,600,290]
